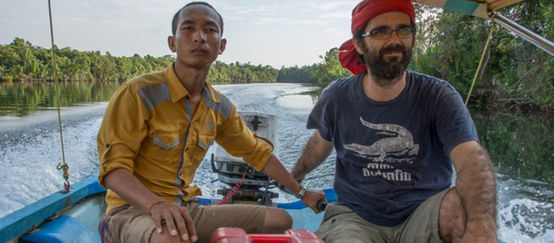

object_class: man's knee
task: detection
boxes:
[328,238,367,243]
[439,187,467,242]
[262,208,292,233]
[149,230,185,243]
[317,223,371,243]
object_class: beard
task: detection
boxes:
[361,42,412,86]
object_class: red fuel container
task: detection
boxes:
[210,227,324,243]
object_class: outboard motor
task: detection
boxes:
[211,112,279,205]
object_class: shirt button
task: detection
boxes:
[105,143,110,148]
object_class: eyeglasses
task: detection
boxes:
[361,26,415,40]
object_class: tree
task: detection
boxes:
[309,48,350,88]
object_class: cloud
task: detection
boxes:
[226,16,244,21]
[216,2,278,21]
[222,5,274,15]
[325,27,338,33]
[256,17,325,26]
[318,12,350,19]
[311,1,352,10]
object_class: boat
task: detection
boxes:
[2,0,548,241]
[0,111,509,243]
[0,172,338,243]
[0,111,336,243]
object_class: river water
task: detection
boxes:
[0,83,552,242]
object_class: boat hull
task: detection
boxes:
[0,174,506,243]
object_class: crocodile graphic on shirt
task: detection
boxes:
[344,117,419,163]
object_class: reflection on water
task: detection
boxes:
[474,111,554,189]
[0,81,120,116]
[475,111,554,241]
[475,110,554,234]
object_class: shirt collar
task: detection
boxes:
[203,82,222,103]
[164,63,221,104]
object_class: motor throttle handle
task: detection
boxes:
[316,200,328,212]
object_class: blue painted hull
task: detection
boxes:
[0,174,506,243]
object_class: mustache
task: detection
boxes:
[380,44,406,55]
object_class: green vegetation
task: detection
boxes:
[411,0,553,111]
[0,0,551,111]
[0,38,174,82]
[0,81,120,116]
[277,48,349,87]
[0,39,279,116]
[0,38,278,84]
[279,0,553,111]
[474,111,554,189]
[208,61,277,84]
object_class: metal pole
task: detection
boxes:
[466,21,496,106]
[492,12,554,56]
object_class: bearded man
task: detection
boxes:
[290,0,498,242]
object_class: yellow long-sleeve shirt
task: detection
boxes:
[97,64,272,213]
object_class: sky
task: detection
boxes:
[0,0,362,68]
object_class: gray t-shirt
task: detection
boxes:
[307,71,478,226]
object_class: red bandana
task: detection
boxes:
[339,0,415,75]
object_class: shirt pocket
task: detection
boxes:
[198,134,215,150]
[180,134,215,183]
[153,131,180,150]
[191,134,215,164]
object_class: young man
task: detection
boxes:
[97,2,324,243]
[291,0,498,242]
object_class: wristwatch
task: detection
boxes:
[295,184,306,199]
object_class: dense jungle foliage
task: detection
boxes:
[278,0,553,111]
[0,0,551,111]
[0,39,279,85]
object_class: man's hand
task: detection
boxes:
[149,201,197,242]
[261,154,327,214]
[103,169,199,242]
[302,190,327,214]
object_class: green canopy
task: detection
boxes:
[413,0,524,18]
[413,0,553,56]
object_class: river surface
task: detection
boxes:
[0,83,552,242]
